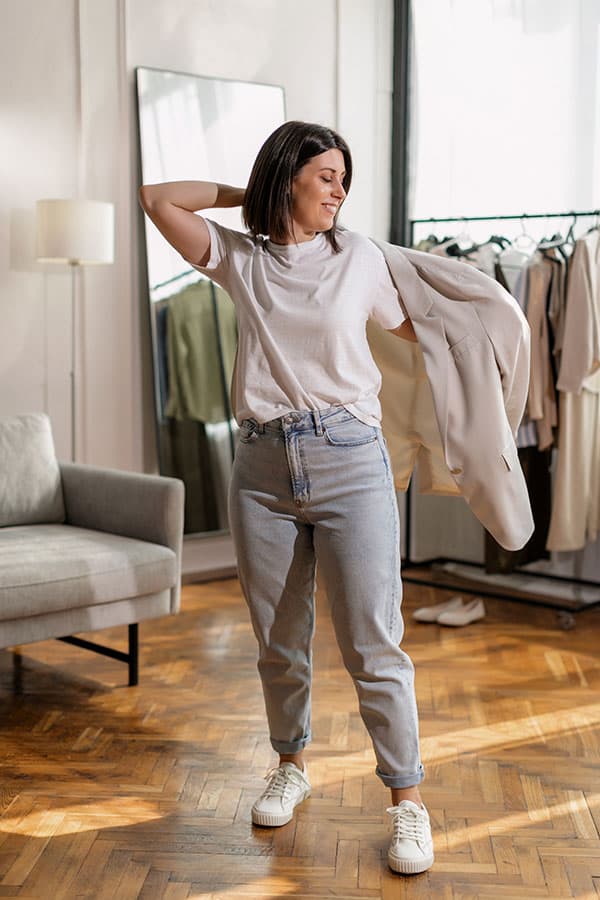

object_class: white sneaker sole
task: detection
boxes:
[251,788,311,827]
[388,850,434,874]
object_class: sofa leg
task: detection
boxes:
[128,624,139,686]
[57,622,139,685]
[12,650,23,694]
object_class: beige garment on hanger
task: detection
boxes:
[546,388,600,551]
[547,231,600,551]
[557,231,600,394]
[524,254,557,450]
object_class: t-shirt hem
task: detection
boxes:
[235,399,383,428]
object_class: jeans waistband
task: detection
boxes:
[252,405,348,436]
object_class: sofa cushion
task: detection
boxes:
[0,413,65,527]
[0,524,177,621]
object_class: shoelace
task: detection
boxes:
[262,765,306,800]
[386,805,428,843]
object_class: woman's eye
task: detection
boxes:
[321,177,332,183]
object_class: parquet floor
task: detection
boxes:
[1,573,599,899]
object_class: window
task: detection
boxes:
[410,0,600,234]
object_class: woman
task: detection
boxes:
[139,120,433,875]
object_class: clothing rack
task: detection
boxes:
[409,210,599,233]
[402,210,600,627]
[152,267,197,291]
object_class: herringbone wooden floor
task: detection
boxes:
[1,573,599,899]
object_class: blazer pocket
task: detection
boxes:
[500,441,518,472]
[448,333,477,360]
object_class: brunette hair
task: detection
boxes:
[242,120,352,253]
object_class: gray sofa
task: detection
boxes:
[0,413,184,684]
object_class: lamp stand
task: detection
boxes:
[36,199,115,462]
[69,261,78,462]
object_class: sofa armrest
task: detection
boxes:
[60,462,184,558]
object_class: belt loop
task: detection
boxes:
[312,409,323,436]
[258,421,265,434]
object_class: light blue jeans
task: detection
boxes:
[228,405,424,789]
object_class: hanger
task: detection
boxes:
[512,216,537,253]
[478,234,511,250]
[538,232,566,251]
[585,209,600,234]
[535,213,579,265]
[496,217,536,269]
[438,219,482,258]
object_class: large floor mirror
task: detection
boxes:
[136,67,285,536]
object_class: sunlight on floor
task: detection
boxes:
[191,876,297,898]
[420,701,600,764]
[0,796,163,836]
[444,791,600,851]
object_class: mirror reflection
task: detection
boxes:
[136,67,285,535]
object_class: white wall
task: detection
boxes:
[1,0,136,466]
[1,0,80,459]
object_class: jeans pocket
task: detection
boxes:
[323,413,378,447]
[239,418,258,443]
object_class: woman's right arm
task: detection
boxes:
[138,181,245,267]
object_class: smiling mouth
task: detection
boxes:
[323,204,338,215]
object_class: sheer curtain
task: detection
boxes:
[410,0,600,230]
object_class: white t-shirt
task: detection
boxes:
[189,219,406,426]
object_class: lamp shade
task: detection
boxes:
[36,199,114,264]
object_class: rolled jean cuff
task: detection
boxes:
[270,733,311,754]
[376,763,425,789]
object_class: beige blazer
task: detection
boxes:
[556,230,600,394]
[371,240,535,552]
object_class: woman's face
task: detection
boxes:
[289,148,347,242]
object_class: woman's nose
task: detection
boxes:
[332,180,346,199]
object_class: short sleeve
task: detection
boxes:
[369,246,407,330]
[184,218,254,295]
[188,218,235,289]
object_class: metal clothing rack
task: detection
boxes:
[402,210,600,627]
[152,267,197,291]
[409,209,599,236]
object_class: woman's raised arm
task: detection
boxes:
[138,181,245,266]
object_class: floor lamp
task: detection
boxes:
[36,199,115,461]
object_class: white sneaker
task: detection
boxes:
[387,800,434,874]
[251,762,311,827]
[412,595,464,623]
[437,597,485,626]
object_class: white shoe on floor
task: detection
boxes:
[251,762,311,827]
[412,595,464,623]
[437,597,485,626]
[387,800,434,874]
